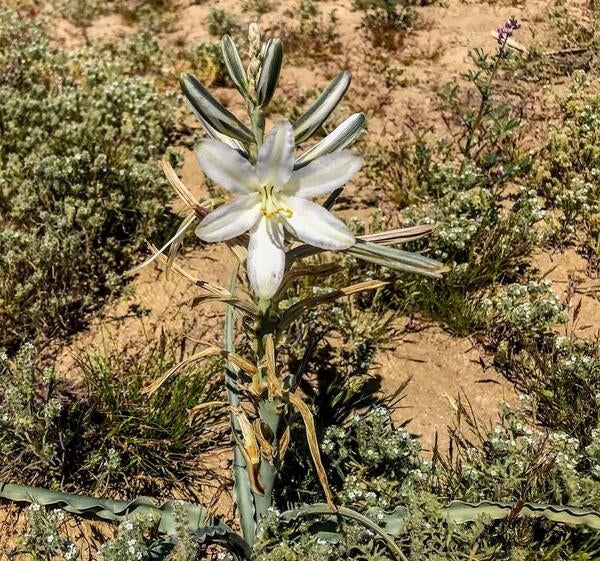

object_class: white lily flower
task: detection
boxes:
[195,120,362,299]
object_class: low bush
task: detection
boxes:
[0,10,175,352]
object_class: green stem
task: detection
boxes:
[251,106,265,150]
[460,37,509,173]
[252,299,284,534]
[225,264,257,544]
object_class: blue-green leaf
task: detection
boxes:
[180,72,255,144]
[293,71,351,144]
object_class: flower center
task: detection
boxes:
[260,186,293,220]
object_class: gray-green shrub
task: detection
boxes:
[0,9,174,351]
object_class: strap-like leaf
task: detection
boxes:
[180,72,255,143]
[221,35,249,97]
[359,225,435,245]
[294,112,366,168]
[348,240,446,278]
[292,71,351,144]
[256,38,283,107]
[444,500,600,529]
[278,280,387,329]
[0,482,221,536]
[142,347,256,396]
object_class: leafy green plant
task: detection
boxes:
[0,338,226,499]
[357,20,541,333]
[352,0,418,49]
[19,503,80,561]
[532,71,600,271]
[0,9,175,352]
[241,0,272,14]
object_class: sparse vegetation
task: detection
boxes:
[280,0,341,60]
[1,1,600,559]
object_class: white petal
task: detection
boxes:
[247,217,286,299]
[196,140,260,194]
[282,196,355,250]
[256,121,295,187]
[195,194,261,242]
[284,151,362,198]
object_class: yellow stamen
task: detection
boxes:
[260,186,293,220]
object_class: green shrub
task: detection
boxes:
[206,8,243,38]
[352,0,428,49]
[20,503,80,560]
[533,71,600,270]
[255,404,600,560]
[0,10,175,351]
[280,0,341,61]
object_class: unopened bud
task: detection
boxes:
[248,23,261,58]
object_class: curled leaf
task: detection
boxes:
[231,406,261,465]
[231,429,265,494]
[254,419,274,462]
[160,159,209,218]
[263,333,282,397]
[278,426,291,461]
[288,392,336,512]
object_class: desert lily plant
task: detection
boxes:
[137,24,442,554]
[2,22,600,560]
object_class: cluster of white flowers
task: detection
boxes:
[484,279,567,333]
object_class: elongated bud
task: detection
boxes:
[248,22,261,58]
[247,23,262,101]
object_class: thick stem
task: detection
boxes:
[251,299,284,534]
[225,265,257,545]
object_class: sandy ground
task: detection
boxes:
[2,0,600,555]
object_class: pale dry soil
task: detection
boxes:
[2,0,600,555]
